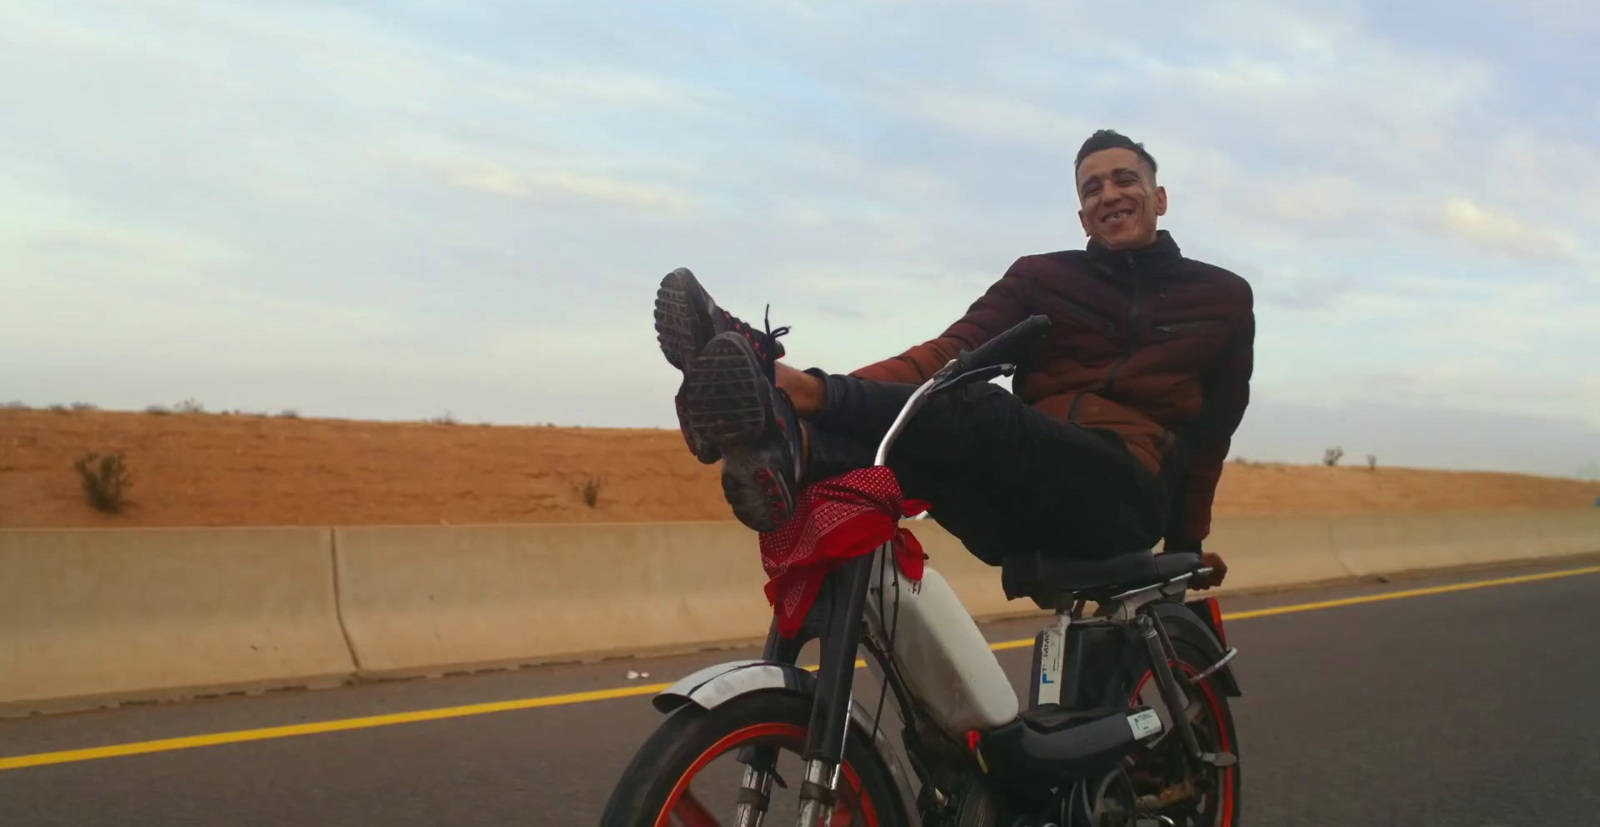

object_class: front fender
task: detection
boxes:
[652,659,814,713]
[652,660,923,827]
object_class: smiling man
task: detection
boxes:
[657,129,1254,585]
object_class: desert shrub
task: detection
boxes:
[70,402,98,411]
[175,398,205,413]
[429,412,458,425]
[277,409,301,418]
[74,452,133,514]
[1323,446,1344,467]
[1367,454,1377,471]
[578,477,604,508]
[145,404,171,415]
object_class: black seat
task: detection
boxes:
[1001,549,1203,607]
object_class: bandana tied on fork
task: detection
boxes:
[758,466,928,639]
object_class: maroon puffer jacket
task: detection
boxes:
[850,231,1254,548]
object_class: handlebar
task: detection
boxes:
[952,314,1052,377]
[926,314,1053,395]
[872,315,1053,467]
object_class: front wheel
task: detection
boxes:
[600,690,909,827]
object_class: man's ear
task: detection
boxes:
[1078,207,1092,237]
[1154,185,1168,217]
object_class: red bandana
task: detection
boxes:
[758,467,928,638]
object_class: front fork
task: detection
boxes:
[735,550,882,827]
[1135,611,1236,769]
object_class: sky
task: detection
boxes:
[2,0,1598,479]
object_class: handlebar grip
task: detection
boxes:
[955,314,1052,374]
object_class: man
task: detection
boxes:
[655,129,1253,585]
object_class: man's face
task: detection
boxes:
[1076,147,1167,251]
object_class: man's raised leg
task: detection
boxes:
[654,268,818,531]
[774,363,827,416]
[654,269,1162,556]
[678,331,807,531]
[654,268,792,464]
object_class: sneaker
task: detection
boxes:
[680,331,805,532]
[654,267,788,463]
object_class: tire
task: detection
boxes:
[1120,627,1243,827]
[600,690,909,827]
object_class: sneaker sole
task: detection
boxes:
[654,268,715,372]
[682,335,795,532]
[655,268,722,464]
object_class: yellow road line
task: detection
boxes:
[0,684,670,771]
[4,563,1597,772]
[1217,564,1600,620]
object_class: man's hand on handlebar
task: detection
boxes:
[1192,551,1228,590]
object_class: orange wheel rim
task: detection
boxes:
[654,721,880,827]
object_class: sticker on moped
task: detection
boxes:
[1127,708,1163,739]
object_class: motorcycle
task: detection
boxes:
[601,316,1242,827]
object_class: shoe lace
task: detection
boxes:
[762,304,791,360]
[716,304,791,369]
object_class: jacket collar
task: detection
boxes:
[1086,230,1183,277]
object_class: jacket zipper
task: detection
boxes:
[1102,273,1145,397]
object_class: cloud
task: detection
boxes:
[1251,275,1600,436]
[1,0,1597,478]
[1439,198,1589,265]
[436,159,701,214]
[904,90,1094,148]
[444,162,531,199]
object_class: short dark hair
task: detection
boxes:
[1074,129,1158,177]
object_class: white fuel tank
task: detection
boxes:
[863,550,1020,736]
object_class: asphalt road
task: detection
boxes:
[4,556,1599,827]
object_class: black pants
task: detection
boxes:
[803,372,1171,565]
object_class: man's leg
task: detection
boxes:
[685,338,1166,558]
[798,371,1170,562]
[655,268,793,465]
[774,363,827,416]
[781,420,1037,561]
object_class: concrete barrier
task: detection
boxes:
[1199,514,1351,591]
[334,523,776,677]
[334,510,1599,675]
[1330,509,1595,577]
[3,509,1596,713]
[1534,509,1600,557]
[0,528,354,716]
